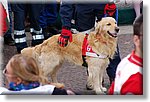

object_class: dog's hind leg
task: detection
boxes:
[39,53,63,83]
[50,64,62,83]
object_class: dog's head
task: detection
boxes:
[95,17,119,39]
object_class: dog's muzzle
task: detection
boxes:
[107,27,119,38]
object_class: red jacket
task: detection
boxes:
[108,51,143,95]
[0,3,8,36]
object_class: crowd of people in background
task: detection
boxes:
[0,0,143,95]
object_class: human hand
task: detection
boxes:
[58,27,72,47]
[50,83,65,89]
[66,90,75,95]
[104,3,116,17]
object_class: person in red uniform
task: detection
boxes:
[108,14,143,95]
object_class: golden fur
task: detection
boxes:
[21,17,119,94]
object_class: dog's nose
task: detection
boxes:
[115,27,119,32]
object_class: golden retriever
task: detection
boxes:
[21,17,119,94]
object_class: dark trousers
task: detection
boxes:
[39,3,58,29]
[75,4,105,31]
[12,3,42,31]
[107,45,121,79]
[12,3,44,53]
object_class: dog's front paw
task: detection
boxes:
[86,84,93,90]
[100,86,107,92]
[95,88,106,95]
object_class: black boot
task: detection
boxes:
[31,39,44,46]
[109,78,114,85]
[47,26,60,35]
[15,42,28,53]
[14,31,27,53]
[4,35,15,46]
[31,32,44,46]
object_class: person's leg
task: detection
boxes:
[46,3,58,25]
[75,4,96,32]
[95,4,106,21]
[39,3,58,28]
[106,45,121,85]
[4,3,14,46]
[39,4,47,29]
[29,4,44,46]
[39,3,58,39]
[11,4,27,53]
[46,3,59,35]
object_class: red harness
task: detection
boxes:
[82,34,94,56]
[82,34,108,59]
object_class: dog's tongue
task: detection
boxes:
[107,31,118,38]
[112,33,117,37]
[112,34,117,38]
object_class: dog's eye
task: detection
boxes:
[107,23,111,26]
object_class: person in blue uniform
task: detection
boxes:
[11,3,44,53]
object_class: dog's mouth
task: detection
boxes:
[107,31,118,38]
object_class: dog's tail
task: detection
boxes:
[21,47,34,58]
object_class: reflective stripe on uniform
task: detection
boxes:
[30,28,42,34]
[15,37,26,43]
[14,30,25,35]
[32,35,44,40]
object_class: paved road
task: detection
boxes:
[2,25,134,94]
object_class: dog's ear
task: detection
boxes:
[95,21,102,35]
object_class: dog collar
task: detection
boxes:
[82,34,108,59]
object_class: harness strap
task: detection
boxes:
[82,34,109,75]
[82,34,108,59]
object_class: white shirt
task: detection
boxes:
[0,85,55,95]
